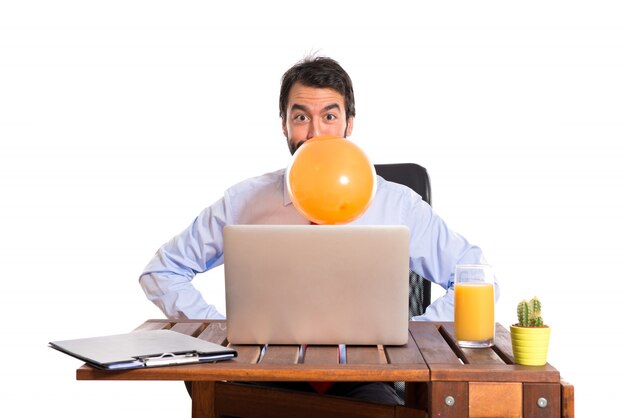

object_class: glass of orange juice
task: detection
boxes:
[454,264,495,348]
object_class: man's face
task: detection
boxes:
[282,82,354,155]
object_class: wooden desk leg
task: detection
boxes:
[523,383,560,418]
[405,382,428,410]
[561,380,575,418]
[429,382,468,418]
[191,381,216,418]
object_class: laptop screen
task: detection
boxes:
[224,225,409,345]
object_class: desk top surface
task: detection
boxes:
[76,320,560,383]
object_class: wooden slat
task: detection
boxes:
[303,345,338,365]
[197,321,228,345]
[261,345,299,364]
[523,382,561,418]
[469,382,522,418]
[410,322,460,363]
[560,379,575,418]
[494,322,515,364]
[173,319,277,364]
[229,345,262,364]
[133,320,171,331]
[170,321,206,337]
[430,381,468,418]
[429,363,560,383]
[439,322,505,365]
[386,328,425,365]
[439,323,496,364]
[346,345,387,364]
[460,347,507,365]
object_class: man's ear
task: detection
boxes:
[282,119,288,137]
[345,117,354,137]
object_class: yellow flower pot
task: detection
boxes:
[510,325,551,366]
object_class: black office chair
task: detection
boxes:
[374,163,432,405]
[374,163,432,318]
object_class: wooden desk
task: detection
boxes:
[77,320,574,418]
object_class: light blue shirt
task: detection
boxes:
[139,168,497,322]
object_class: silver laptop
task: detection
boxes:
[223,225,409,345]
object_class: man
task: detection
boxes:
[140,56,497,405]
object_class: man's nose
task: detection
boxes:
[307,118,321,139]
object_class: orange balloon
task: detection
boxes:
[286,136,376,224]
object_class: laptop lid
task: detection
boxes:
[224,225,409,345]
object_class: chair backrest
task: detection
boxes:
[374,163,432,317]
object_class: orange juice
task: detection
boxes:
[454,282,495,342]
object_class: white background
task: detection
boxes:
[1,1,624,416]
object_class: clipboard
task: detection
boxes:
[49,329,237,370]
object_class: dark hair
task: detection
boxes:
[279,56,355,122]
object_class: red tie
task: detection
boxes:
[309,381,335,394]
[308,221,335,394]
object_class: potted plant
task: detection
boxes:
[510,297,551,366]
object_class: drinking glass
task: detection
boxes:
[454,264,495,348]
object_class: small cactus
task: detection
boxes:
[516,297,545,327]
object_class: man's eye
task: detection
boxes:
[294,114,308,122]
[324,114,337,121]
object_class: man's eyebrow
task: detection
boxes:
[323,103,341,112]
[290,103,341,113]
[290,104,309,113]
